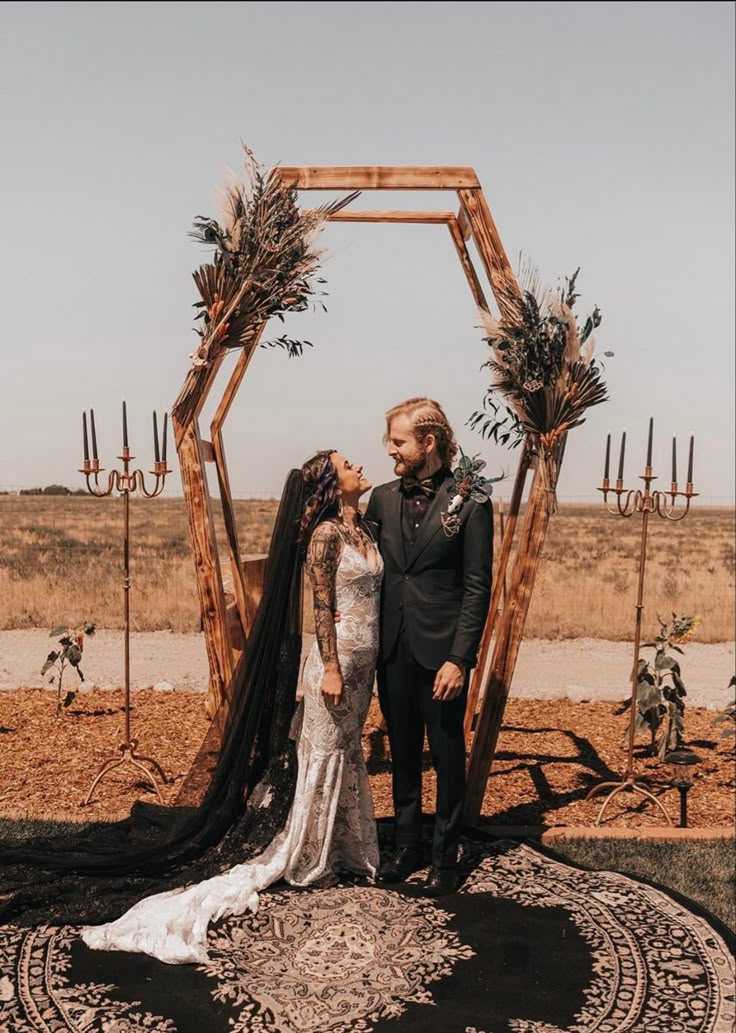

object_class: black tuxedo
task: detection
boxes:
[364,472,493,865]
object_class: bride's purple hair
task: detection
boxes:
[299,449,339,547]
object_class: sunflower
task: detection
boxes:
[670,614,702,644]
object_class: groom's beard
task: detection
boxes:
[393,450,428,478]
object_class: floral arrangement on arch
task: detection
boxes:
[173,144,357,427]
[470,264,610,513]
[189,145,358,366]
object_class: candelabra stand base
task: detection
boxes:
[585,776,673,827]
[83,740,168,806]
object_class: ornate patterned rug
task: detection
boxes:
[1,833,733,1033]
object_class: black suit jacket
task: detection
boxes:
[364,474,493,671]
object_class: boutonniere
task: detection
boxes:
[441,448,503,537]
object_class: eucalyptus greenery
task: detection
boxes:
[451,448,504,502]
[41,622,95,717]
[615,613,698,760]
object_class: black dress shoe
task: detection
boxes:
[377,847,424,884]
[422,865,462,896]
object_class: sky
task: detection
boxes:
[0,1,733,503]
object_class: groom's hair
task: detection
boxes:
[383,397,458,468]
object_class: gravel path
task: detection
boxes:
[1,630,733,709]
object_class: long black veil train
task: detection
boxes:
[0,470,307,927]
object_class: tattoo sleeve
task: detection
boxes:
[305,523,343,669]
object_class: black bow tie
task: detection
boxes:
[401,475,437,499]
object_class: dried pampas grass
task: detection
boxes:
[472,266,608,513]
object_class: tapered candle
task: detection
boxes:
[162,413,168,464]
[687,436,694,483]
[671,437,677,484]
[603,433,611,480]
[153,411,160,463]
[122,401,128,448]
[617,430,626,480]
[82,412,89,462]
[90,408,98,461]
[646,416,653,468]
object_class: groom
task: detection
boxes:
[364,397,493,895]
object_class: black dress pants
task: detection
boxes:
[377,628,468,867]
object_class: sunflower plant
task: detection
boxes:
[711,676,736,740]
[41,622,96,717]
[615,613,700,760]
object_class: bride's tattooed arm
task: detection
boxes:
[305,522,343,671]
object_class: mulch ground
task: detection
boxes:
[0,689,733,829]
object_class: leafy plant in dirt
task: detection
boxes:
[711,676,736,740]
[615,613,700,760]
[41,623,96,717]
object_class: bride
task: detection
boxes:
[0,449,383,966]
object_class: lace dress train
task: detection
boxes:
[80,542,383,965]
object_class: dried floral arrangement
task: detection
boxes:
[470,264,610,511]
[174,144,357,425]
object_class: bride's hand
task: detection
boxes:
[321,667,344,707]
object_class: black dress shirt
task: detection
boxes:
[400,466,450,548]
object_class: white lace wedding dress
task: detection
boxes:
[80,541,383,965]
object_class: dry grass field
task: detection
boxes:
[0,496,733,641]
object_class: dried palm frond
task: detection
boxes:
[472,266,608,513]
[517,251,542,299]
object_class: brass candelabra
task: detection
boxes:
[80,402,171,805]
[586,418,698,826]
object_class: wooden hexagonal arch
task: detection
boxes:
[171,166,561,824]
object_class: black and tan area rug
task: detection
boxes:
[1,831,734,1033]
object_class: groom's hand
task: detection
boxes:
[432,661,466,701]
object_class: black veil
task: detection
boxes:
[0,469,306,926]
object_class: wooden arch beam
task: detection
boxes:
[276,166,480,190]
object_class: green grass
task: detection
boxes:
[547,836,736,935]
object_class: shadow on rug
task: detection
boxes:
[1,830,733,1032]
